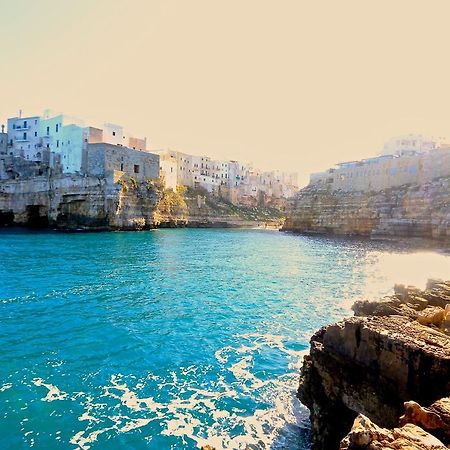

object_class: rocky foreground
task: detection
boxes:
[299,279,450,449]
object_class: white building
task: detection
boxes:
[0,125,8,155]
[7,115,42,160]
[6,111,148,174]
[380,134,446,157]
[155,148,299,199]
[157,150,178,190]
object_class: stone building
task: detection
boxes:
[86,143,159,183]
[310,143,450,192]
[6,111,148,175]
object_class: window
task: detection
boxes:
[120,163,124,171]
[56,124,59,132]
[134,164,140,173]
[57,140,59,148]
[35,120,38,125]
[112,131,116,136]
[24,120,27,128]
[46,126,50,135]
[23,132,27,140]
[34,131,37,137]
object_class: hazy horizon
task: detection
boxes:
[2,0,450,185]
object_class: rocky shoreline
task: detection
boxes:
[299,279,450,449]
[0,175,284,231]
[283,177,450,242]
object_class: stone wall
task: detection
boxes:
[283,177,450,241]
[86,143,160,182]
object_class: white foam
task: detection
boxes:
[0,383,12,392]
[65,333,306,449]
[32,378,68,402]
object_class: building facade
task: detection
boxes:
[6,111,148,175]
[156,149,299,200]
[86,143,159,183]
[310,137,450,192]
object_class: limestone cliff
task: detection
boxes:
[299,280,450,450]
[0,176,284,230]
[283,177,450,241]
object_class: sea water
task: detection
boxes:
[1,228,449,449]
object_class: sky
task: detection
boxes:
[1,0,450,186]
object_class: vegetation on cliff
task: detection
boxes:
[153,185,189,225]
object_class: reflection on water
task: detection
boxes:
[0,229,448,449]
[361,251,450,296]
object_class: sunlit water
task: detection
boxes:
[1,228,449,450]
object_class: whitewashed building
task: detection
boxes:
[6,111,148,174]
[157,150,178,190]
[7,115,42,160]
[155,148,299,199]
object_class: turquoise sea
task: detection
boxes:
[1,228,449,450]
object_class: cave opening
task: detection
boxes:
[0,210,14,226]
[25,205,49,228]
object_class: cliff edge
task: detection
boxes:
[299,279,450,449]
[0,176,284,230]
[283,177,450,242]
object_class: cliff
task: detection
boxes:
[0,176,284,230]
[299,279,450,450]
[283,177,450,241]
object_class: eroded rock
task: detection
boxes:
[340,415,447,450]
[299,279,450,450]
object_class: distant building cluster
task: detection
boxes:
[310,134,450,192]
[156,149,299,206]
[0,110,299,205]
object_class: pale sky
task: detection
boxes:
[1,0,450,186]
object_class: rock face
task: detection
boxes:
[299,280,450,450]
[283,177,450,241]
[340,415,447,450]
[0,176,284,230]
[0,175,161,230]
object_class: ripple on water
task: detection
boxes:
[1,229,448,449]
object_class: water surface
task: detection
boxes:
[1,228,449,449]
